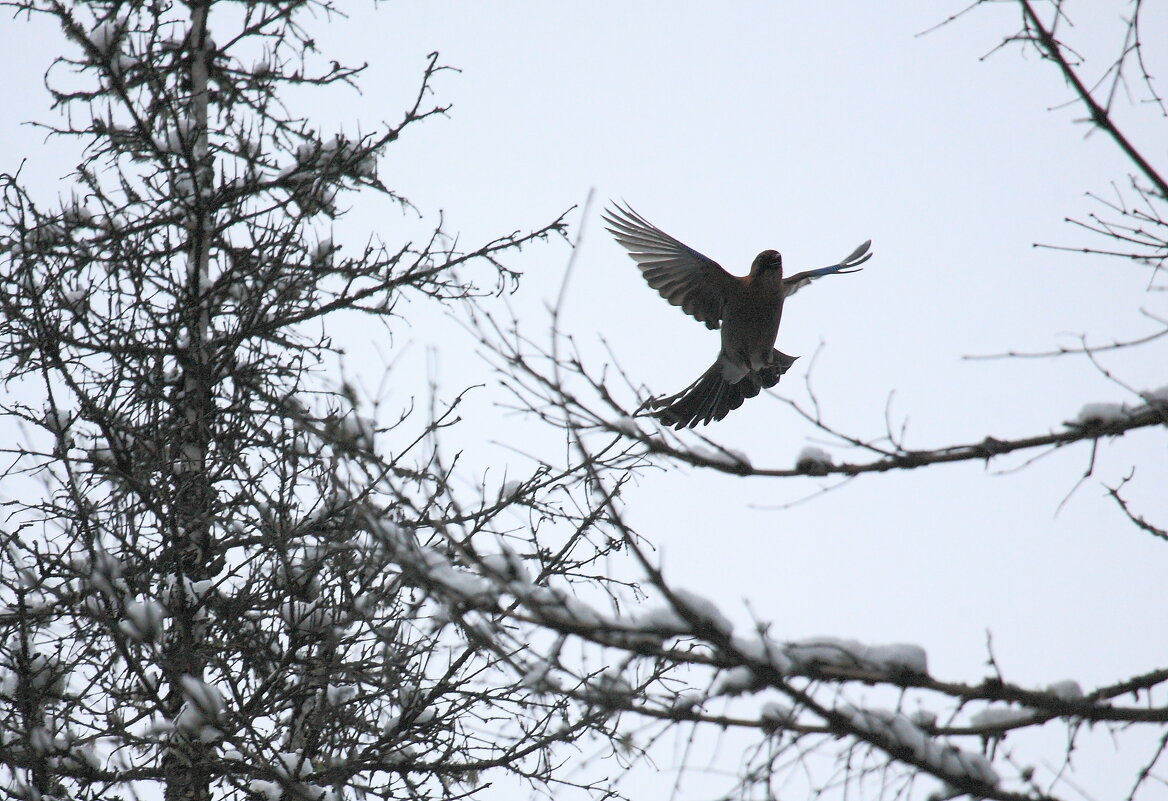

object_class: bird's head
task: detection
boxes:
[751,249,783,277]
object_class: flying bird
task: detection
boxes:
[603,203,871,429]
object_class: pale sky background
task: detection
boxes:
[2,2,1166,799]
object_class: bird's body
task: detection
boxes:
[720,253,785,383]
[603,204,871,428]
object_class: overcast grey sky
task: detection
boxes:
[2,3,1165,798]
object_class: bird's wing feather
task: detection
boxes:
[603,203,738,330]
[783,239,872,298]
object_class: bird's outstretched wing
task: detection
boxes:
[603,203,738,330]
[782,239,872,298]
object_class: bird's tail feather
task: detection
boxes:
[642,349,798,429]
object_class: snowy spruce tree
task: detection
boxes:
[0,2,631,800]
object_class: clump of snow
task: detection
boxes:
[111,54,136,77]
[1140,385,1168,403]
[137,671,161,697]
[422,556,498,606]
[910,708,937,728]
[166,575,215,608]
[97,212,121,231]
[841,704,999,786]
[731,632,793,674]
[276,751,314,778]
[65,743,101,770]
[172,172,198,201]
[240,137,262,159]
[760,700,795,727]
[29,726,54,754]
[672,589,734,637]
[310,238,333,264]
[672,689,705,711]
[43,404,71,434]
[730,634,766,661]
[795,445,834,474]
[276,134,379,214]
[783,637,928,677]
[62,287,88,314]
[861,643,928,675]
[713,665,757,696]
[321,135,377,179]
[175,675,225,739]
[354,155,377,180]
[63,198,94,225]
[480,546,530,585]
[89,547,126,598]
[154,127,185,154]
[17,268,41,294]
[382,744,418,765]
[1073,402,1129,425]
[630,603,690,636]
[24,653,65,696]
[725,448,752,467]
[248,780,283,801]
[969,706,1032,728]
[691,446,751,468]
[29,222,66,248]
[180,676,223,716]
[521,585,607,628]
[280,599,332,634]
[786,637,865,670]
[119,598,167,643]
[91,16,128,54]
[1044,679,1084,700]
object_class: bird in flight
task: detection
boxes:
[603,203,871,429]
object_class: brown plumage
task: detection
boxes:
[604,203,871,428]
